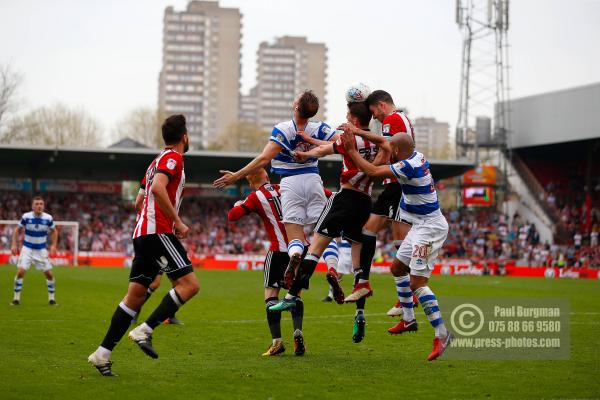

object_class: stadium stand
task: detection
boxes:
[505,83,600,247]
[0,191,266,256]
[2,190,597,268]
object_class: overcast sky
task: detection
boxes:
[1,0,599,144]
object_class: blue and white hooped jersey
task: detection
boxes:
[389,151,442,218]
[269,119,336,176]
[18,211,54,250]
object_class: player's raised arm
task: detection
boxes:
[227,191,260,222]
[227,200,250,222]
[372,143,391,166]
[294,143,335,162]
[340,122,387,147]
[296,130,338,147]
[297,120,339,147]
[341,132,395,178]
[213,141,282,188]
[339,121,391,165]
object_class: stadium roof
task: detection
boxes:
[0,144,473,186]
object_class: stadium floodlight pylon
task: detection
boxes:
[455,0,510,165]
[0,220,80,266]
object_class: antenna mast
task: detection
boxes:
[456,0,510,164]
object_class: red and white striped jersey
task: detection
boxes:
[227,183,288,252]
[382,111,415,185]
[133,148,185,238]
[333,134,379,196]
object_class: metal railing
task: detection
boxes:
[508,154,570,243]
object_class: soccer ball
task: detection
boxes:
[345,82,372,103]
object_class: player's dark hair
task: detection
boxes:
[347,102,372,127]
[32,196,44,202]
[297,90,319,119]
[366,90,395,107]
[162,114,187,145]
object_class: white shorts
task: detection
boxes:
[17,247,53,272]
[395,208,415,225]
[279,173,327,226]
[337,245,353,275]
[396,214,448,278]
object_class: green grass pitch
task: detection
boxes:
[0,266,598,400]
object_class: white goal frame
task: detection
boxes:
[0,220,80,266]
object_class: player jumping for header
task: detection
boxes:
[340,90,419,316]
[341,130,453,361]
[214,91,337,296]
[269,101,390,344]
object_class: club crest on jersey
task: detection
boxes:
[166,158,177,170]
[382,124,390,134]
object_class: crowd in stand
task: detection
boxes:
[544,179,600,233]
[177,197,269,257]
[0,192,268,257]
[1,191,598,268]
[543,178,600,268]
[0,192,135,254]
[441,208,599,268]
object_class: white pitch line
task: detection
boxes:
[7,311,600,326]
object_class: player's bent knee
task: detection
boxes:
[124,296,145,310]
[390,259,409,276]
[175,272,200,300]
[409,276,428,292]
[127,281,149,296]
[310,235,331,255]
[364,215,385,232]
[264,288,279,299]
[284,223,305,240]
[124,288,147,310]
[183,280,200,298]
[190,281,200,296]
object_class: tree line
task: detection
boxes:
[0,64,267,152]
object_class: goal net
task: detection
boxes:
[0,220,80,266]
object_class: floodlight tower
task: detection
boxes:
[455,0,510,164]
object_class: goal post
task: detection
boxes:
[0,220,80,266]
